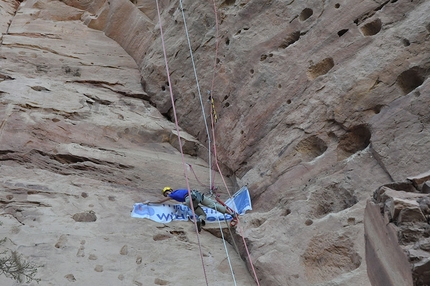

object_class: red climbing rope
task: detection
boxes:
[154,1,209,285]
[207,1,261,284]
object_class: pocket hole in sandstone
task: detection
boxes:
[279,31,300,49]
[72,211,97,222]
[347,217,356,225]
[337,29,348,37]
[335,3,340,8]
[402,38,410,46]
[299,8,313,21]
[307,57,335,80]
[372,104,384,114]
[396,66,427,95]
[225,37,230,45]
[250,69,254,74]
[282,208,291,216]
[337,124,371,156]
[295,135,328,161]
[153,233,172,241]
[287,99,291,104]
[360,18,382,36]
[223,0,235,6]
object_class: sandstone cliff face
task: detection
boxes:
[0,0,429,285]
[365,172,430,286]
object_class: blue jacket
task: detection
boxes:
[168,189,190,202]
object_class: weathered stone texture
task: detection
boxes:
[366,174,430,286]
[0,0,429,285]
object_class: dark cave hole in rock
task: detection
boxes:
[161,85,166,91]
[396,66,427,94]
[360,18,382,36]
[335,3,340,8]
[283,208,291,216]
[279,31,300,49]
[337,29,348,37]
[295,135,328,161]
[299,8,313,21]
[250,69,254,74]
[225,37,230,45]
[305,219,313,226]
[402,38,410,46]
[372,104,384,114]
[287,99,291,104]
[162,109,173,122]
[307,57,334,80]
[260,54,267,61]
[223,0,235,6]
[338,124,371,155]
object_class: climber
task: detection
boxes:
[145,187,236,232]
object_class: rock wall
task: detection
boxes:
[0,0,429,285]
[365,171,430,286]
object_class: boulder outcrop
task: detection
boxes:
[365,171,430,286]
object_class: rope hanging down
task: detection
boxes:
[157,0,261,284]
[179,0,261,284]
[178,0,240,284]
[154,1,209,285]
[178,0,214,191]
[177,1,247,284]
[204,0,261,284]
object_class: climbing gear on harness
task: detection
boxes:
[162,186,173,196]
[215,196,239,227]
[196,217,202,232]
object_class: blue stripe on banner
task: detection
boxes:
[131,186,252,223]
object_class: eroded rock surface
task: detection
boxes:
[0,0,429,285]
[365,171,430,286]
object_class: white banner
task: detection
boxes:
[131,186,252,223]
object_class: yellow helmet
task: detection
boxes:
[162,186,173,196]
